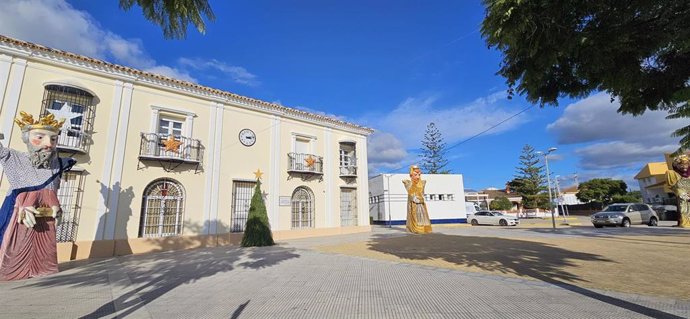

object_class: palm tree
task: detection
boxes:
[119,0,215,39]
[667,104,690,153]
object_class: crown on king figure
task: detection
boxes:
[14,111,65,133]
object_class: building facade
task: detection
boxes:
[0,35,373,262]
[635,159,674,204]
[369,174,468,225]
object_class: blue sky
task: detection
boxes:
[1,0,684,191]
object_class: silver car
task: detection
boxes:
[590,203,659,228]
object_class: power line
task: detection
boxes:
[383,104,535,173]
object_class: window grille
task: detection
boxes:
[340,188,358,226]
[231,181,256,232]
[40,85,95,153]
[55,170,85,242]
[139,179,185,238]
[291,186,314,228]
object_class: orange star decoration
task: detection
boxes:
[305,156,316,168]
[253,169,264,180]
[163,135,183,153]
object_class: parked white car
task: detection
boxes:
[469,211,519,226]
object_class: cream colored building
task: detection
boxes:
[634,157,673,204]
[0,35,373,262]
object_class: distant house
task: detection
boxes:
[480,184,522,211]
[558,185,583,205]
[635,158,674,205]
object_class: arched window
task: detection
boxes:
[139,179,185,238]
[40,84,96,153]
[291,186,314,228]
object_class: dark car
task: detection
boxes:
[590,203,659,228]
[651,204,678,221]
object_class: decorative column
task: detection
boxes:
[103,82,134,240]
[94,80,124,240]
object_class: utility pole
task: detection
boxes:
[537,147,558,229]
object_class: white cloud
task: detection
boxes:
[178,58,259,86]
[367,132,408,175]
[364,91,528,148]
[362,91,529,176]
[548,92,683,171]
[547,92,682,146]
[575,142,677,170]
[0,0,206,84]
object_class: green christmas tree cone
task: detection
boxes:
[241,180,275,247]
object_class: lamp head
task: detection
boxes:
[547,147,558,153]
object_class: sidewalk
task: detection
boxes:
[0,227,687,318]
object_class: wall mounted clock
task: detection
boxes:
[239,128,256,146]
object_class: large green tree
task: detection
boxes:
[610,190,643,204]
[420,122,450,174]
[481,0,690,150]
[119,0,215,39]
[576,178,628,205]
[509,144,548,209]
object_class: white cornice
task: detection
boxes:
[0,36,374,136]
[151,105,197,117]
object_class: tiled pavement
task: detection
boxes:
[0,226,688,319]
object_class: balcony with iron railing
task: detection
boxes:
[56,128,90,153]
[139,133,203,163]
[288,152,323,174]
[339,161,358,177]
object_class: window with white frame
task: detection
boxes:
[139,179,185,238]
[150,106,195,137]
[291,186,314,228]
[158,116,184,137]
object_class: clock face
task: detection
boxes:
[239,129,256,146]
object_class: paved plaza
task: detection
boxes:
[0,222,689,319]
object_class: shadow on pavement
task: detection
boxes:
[367,232,685,319]
[14,240,299,318]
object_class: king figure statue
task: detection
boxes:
[0,111,75,281]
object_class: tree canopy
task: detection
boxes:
[490,196,513,210]
[420,122,450,174]
[481,1,690,150]
[509,144,548,209]
[576,178,628,205]
[119,0,215,39]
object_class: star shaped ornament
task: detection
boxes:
[47,102,82,130]
[305,156,316,168]
[253,169,264,180]
[163,135,183,152]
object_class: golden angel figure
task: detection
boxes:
[402,165,432,234]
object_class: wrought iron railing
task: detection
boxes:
[339,164,357,176]
[56,128,90,153]
[288,152,323,174]
[139,133,203,163]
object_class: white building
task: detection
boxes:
[369,174,468,225]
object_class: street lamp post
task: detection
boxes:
[537,147,557,229]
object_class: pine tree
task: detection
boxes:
[241,180,275,247]
[420,122,450,174]
[509,144,548,209]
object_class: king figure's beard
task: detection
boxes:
[29,147,56,169]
